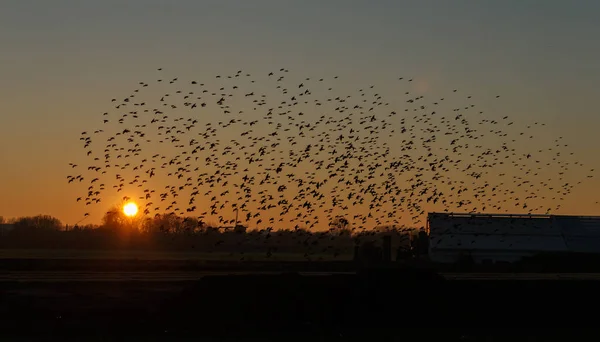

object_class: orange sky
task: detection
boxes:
[1,1,599,228]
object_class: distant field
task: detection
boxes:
[3,271,600,282]
[0,248,353,261]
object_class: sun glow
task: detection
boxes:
[123,202,139,217]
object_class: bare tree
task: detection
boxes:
[13,215,62,231]
[102,206,127,230]
[329,215,351,235]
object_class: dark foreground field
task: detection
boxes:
[2,277,600,341]
[2,259,600,341]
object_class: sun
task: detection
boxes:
[123,202,139,217]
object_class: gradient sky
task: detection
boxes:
[1,0,599,226]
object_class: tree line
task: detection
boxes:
[0,210,418,258]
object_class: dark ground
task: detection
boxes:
[1,259,600,341]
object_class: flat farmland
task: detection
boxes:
[1,251,600,341]
[0,248,353,261]
[4,270,600,282]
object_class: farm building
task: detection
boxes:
[427,212,600,264]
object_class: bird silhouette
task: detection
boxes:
[66,67,597,258]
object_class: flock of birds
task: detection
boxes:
[67,68,595,236]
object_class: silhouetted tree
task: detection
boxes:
[13,215,62,231]
[102,205,145,231]
[329,215,351,236]
[102,207,128,230]
[0,211,420,258]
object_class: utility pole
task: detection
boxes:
[234,206,239,227]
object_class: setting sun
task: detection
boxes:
[123,202,139,217]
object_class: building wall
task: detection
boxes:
[555,216,600,254]
[427,213,600,264]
